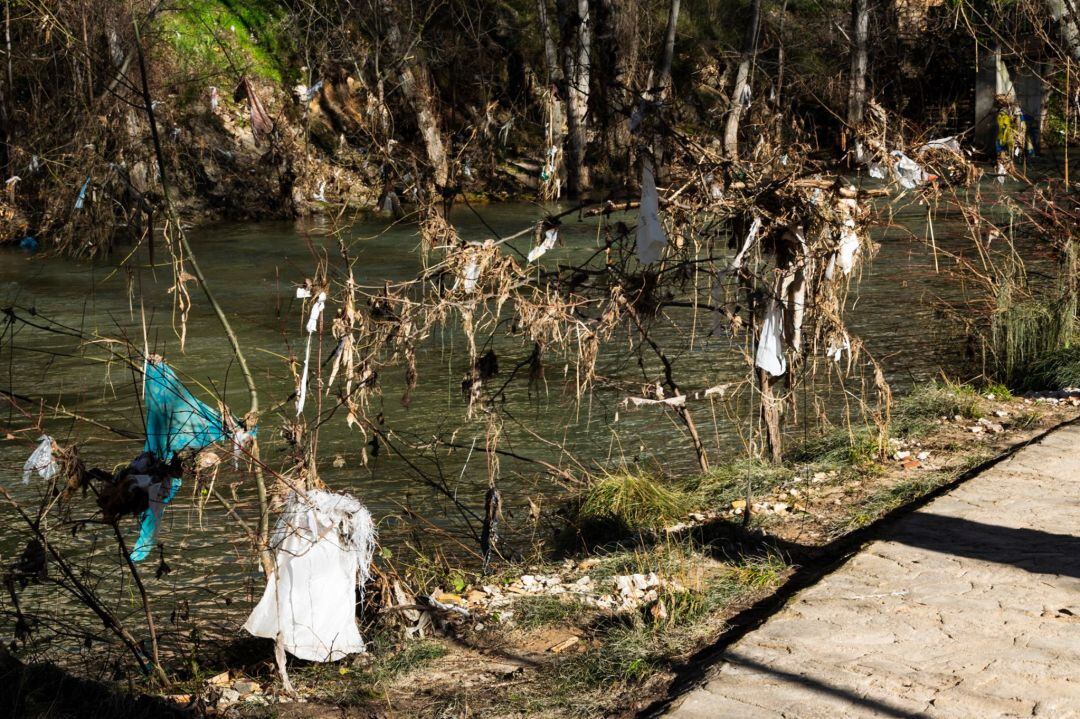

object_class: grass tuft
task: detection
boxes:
[1018,346,1080,390]
[577,470,692,533]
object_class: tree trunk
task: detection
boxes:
[723,0,762,160]
[537,0,565,195]
[380,1,449,188]
[759,370,783,462]
[847,0,869,128]
[558,0,591,196]
[651,0,680,102]
[1047,0,1080,62]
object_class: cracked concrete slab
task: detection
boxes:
[664,424,1080,718]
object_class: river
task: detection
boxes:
[0,189,1026,662]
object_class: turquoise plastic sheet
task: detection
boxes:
[131,361,236,561]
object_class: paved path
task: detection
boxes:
[665,424,1080,718]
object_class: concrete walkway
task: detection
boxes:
[665,424,1080,718]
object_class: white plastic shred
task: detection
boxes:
[245,490,376,662]
[528,227,559,263]
[296,290,327,416]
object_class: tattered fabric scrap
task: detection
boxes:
[245,490,376,662]
[635,159,667,264]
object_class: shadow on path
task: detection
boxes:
[891,511,1080,580]
[720,651,928,719]
[638,416,1080,718]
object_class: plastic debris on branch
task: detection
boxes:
[296,287,328,416]
[132,359,243,561]
[528,227,559,263]
[635,158,668,264]
[244,490,376,662]
[22,436,58,484]
[728,215,763,272]
[826,221,861,280]
[755,300,787,377]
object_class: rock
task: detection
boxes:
[772,502,791,513]
[549,636,580,653]
[650,599,669,622]
[994,410,1009,418]
[916,451,931,461]
[163,695,192,706]
[520,575,538,588]
[465,589,486,604]
[575,575,592,586]
[233,679,260,695]
[220,688,241,705]
[731,499,747,510]
[894,450,911,460]
[207,671,230,687]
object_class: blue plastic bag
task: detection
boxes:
[130,361,239,561]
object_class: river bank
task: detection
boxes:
[83,381,1072,718]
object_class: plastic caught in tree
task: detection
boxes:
[528,228,558,262]
[755,300,787,377]
[74,176,90,210]
[296,288,327,416]
[635,159,667,264]
[22,436,58,484]
[244,490,376,662]
[133,360,239,561]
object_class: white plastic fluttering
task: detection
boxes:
[462,258,481,292]
[755,300,787,377]
[296,287,327,416]
[826,221,861,279]
[869,150,931,189]
[245,490,376,662]
[22,435,58,484]
[826,334,851,363]
[635,159,668,264]
[917,136,961,154]
[729,216,762,272]
[890,150,929,189]
[528,227,559,263]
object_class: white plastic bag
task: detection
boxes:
[245,490,376,662]
[755,301,787,377]
[22,435,58,484]
[635,159,667,264]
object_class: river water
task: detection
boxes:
[0,190,1024,660]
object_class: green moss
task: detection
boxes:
[161,0,291,83]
